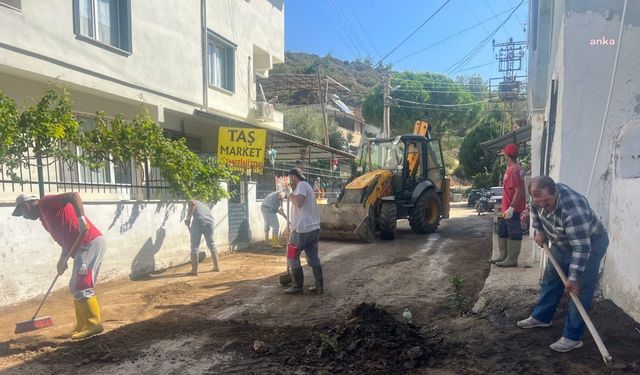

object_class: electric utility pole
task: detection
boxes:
[383,69,391,137]
[316,65,330,146]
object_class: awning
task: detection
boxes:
[194,109,355,162]
[481,125,532,155]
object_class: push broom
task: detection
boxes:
[15,232,84,334]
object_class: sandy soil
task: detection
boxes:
[0,204,638,374]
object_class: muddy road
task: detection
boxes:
[1,204,638,374]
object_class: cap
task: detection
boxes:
[502,143,519,157]
[12,193,38,216]
[287,167,306,181]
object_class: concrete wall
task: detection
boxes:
[0,179,291,308]
[528,0,640,321]
[602,121,640,321]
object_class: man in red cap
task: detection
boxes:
[489,143,526,267]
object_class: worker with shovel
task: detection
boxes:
[184,199,219,275]
[261,190,288,248]
[517,176,609,353]
[284,167,323,295]
[12,192,106,340]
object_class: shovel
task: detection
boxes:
[544,244,612,366]
[279,193,292,286]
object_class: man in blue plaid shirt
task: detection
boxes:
[517,176,608,353]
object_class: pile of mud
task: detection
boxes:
[246,302,441,374]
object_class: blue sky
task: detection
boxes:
[285,0,528,80]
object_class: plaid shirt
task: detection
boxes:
[531,183,605,281]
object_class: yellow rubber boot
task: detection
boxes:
[271,235,280,248]
[57,300,85,339]
[71,296,104,340]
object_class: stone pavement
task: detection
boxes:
[472,217,542,314]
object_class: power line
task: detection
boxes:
[393,88,491,94]
[444,0,525,75]
[505,0,525,29]
[325,0,366,57]
[392,6,515,65]
[344,1,382,58]
[395,98,489,107]
[390,104,479,113]
[312,1,358,57]
[454,61,495,73]
[389,76,493,87]
[373,0,451,68]
[482,0,513,39]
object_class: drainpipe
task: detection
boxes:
[201,0,208,110]
[248,56,252,113]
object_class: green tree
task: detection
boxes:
[283,107,351,151]
[458,117,501,188]
[0,88,235,202]
[82,112,236,202]
[361,72,484,137]
[0,88,82,187]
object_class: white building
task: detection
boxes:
[0,0,286,307]
[528,0,640,321]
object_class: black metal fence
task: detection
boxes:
[1,150,173,200]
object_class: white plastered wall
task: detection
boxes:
[0,182,233,308]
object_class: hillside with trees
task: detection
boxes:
[272,51,519,186]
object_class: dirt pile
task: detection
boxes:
[246,302,442,374]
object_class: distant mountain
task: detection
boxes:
[269,51,384,107]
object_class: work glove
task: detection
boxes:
[503,206,515,220]
[78,216,89,234]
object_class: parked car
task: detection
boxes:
[467,189,484,207]
[488,186,503,211]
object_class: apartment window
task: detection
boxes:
[73,0,132,53]
[207,32,236,92]
[0,0,21,10]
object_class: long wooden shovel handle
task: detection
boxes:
[543,244,612,366]
[31,231,85,320]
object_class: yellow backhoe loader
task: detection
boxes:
[319,120,450,241]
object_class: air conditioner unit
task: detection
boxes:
[254,101,274,121]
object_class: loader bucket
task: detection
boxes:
[318,203,375,242]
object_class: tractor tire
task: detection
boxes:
[379,201,397,240]
[409,189,442,234]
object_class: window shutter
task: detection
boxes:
[119,0,132,52]
[72,0,80,35]
[227,49,235,92]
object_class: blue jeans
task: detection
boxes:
[190,221,217,258]
[531,232,609,340]
[287,229,321,269]
[497,212,522,240]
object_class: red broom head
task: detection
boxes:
[14,316,54,334]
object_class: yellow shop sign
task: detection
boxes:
[218,127,266,174]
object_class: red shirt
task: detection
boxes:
[39,194,102,256]
[502,164,525,212]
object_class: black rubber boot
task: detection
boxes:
[284,267,304,294]
[308,266,323,294]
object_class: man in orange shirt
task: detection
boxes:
[489,143,526,267]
